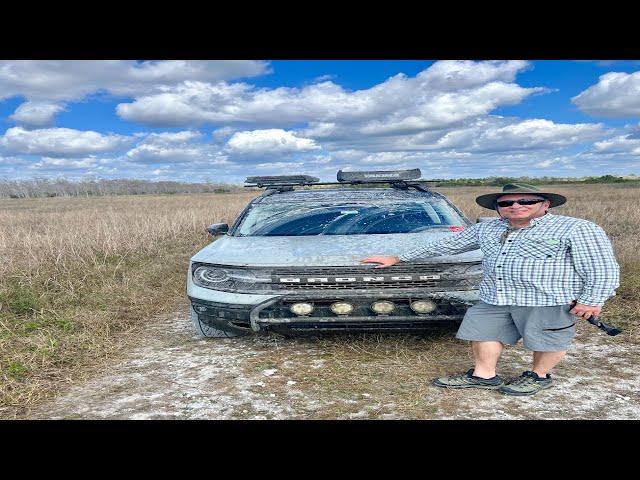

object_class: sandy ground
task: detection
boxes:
[31,305,640,420]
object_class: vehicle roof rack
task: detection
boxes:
[245,175,320,187]
[244,168,441,192]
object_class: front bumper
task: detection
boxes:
[188,289,479,334]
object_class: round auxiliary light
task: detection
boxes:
[410,300,437,314]
[289,302,314,316]
[330,301,354,315]
[370,300,395,315]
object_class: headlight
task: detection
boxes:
[370,300,395,315]
[290,302,314,316]
[410,300,437,314]
[193,266,230,285]
[330,301,354,315]
[192,264,270,291]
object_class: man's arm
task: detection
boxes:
[397,223,481,262]
[570,222,620,307]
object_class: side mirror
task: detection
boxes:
[476,217,496,223]
[207,223,229,236]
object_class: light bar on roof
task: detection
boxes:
[336,168,421,183]
[244,175,320,186]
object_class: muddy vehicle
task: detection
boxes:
[187,168,482,337]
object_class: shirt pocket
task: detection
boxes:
[481,239,502,257]
[516,238,562,259]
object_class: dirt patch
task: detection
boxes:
[29,305,640,420]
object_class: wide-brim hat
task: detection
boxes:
[475,183,567,210]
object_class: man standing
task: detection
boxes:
[360,184,620,396]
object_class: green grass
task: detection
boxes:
[0,283,43,316]
[0,238,208,416]
[6,361,28,381]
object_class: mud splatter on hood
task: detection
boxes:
[191,231,481,266]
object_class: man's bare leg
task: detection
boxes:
[471,341,503,378]
[532,351,566,377]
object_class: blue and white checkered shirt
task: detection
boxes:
[397,213,620,307]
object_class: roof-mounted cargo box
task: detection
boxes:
[245,175,320,187]
[337,168,421,183]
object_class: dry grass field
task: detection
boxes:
[1,184,638,418]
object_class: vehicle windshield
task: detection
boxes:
[236,199,467,236]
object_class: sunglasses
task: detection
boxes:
[496,199,546,208]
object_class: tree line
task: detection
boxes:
[0,178,244,198]
[1,174,637,198]
[429,174,639,187]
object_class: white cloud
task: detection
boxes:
[360,152,412,164]
[300,122,339,139]
[378,117,606,153]
[255,161,306,170]
[309,117,607,157]
[123,131,232,165]
[212,126,240,142]
[469,118,607,152]
[331,149,368,161]
[531,156,577,170]
[592,134,640,156]
[0,60,271,102]
[418,60,531,91]
[10,101,66,127]
[226,129,320,155]
[29,157,99,170]
[572,71,640,118]
[142,130,203,144]
[359,82,539,136]
[0,127,132,157]
[309,155,333,164]
[116,61,543,131]
[125,144,210,163]
[0,155,29,167]
[116,81,255,127]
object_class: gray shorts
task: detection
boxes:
[456,301,577,352]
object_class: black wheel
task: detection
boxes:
[190,305,248,338]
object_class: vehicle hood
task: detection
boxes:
[191,231,482,266]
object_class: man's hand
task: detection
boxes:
[360,256,401,269]
[569,301,602,320]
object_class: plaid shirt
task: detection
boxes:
[398,213,620,307]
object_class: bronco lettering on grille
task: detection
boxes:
[278,274,441,283]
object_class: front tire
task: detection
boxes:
[190,305,247,338]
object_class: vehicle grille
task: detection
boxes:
[271,263,446,276]
[269,263,471,291]
[278,280,448,290]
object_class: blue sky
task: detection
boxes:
[1,60,640,183]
